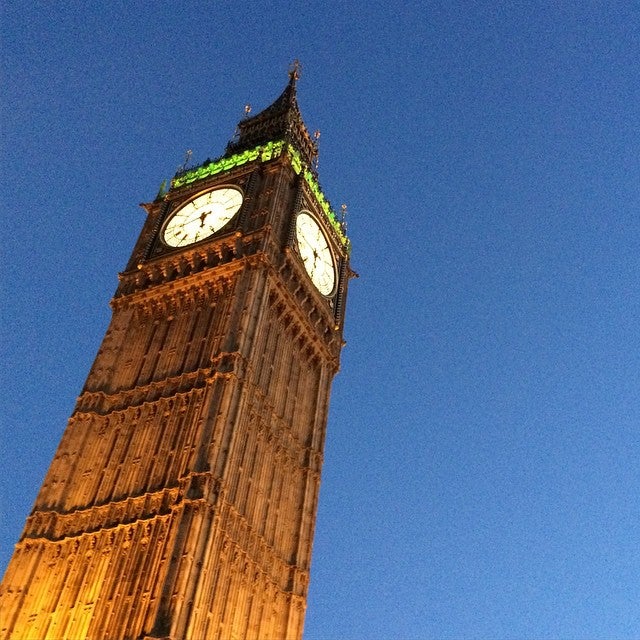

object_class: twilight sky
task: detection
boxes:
[2,2,640,638]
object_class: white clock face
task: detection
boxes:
[163,187,243,247]
[295,212,336,296]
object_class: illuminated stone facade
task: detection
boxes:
[0,72,350,640]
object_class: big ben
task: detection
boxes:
[0,67,351,640]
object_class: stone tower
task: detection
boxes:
[0,69,350,640]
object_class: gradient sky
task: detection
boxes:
[2,2,640,638]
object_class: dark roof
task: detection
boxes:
[226,71,318,167]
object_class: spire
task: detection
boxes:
[226,62,318,167]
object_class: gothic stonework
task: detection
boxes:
[0,71,351,640]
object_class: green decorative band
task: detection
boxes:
[171,140,286,189]
[170,140,349,248]
[285,145,348,248]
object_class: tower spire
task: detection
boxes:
[226,62,318,167]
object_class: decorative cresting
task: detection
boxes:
[225,64,318,168]
[172,141,349,249]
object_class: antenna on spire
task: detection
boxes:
[289,59,302,81]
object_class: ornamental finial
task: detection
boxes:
[341,204,348,232]
[289,59,301,82]
[177,149,193,174]
[313,130,321,171]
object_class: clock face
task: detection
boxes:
[163,187,243,247]
[295,212,336,296]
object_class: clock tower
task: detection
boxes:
[0,68,350,640]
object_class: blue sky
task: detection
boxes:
[2,2,640,638]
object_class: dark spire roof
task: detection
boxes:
[226,65,318,167]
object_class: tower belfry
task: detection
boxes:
[0,71,351,640]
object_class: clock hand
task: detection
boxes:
[309,250,321,276]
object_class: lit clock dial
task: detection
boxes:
[295,211,336,296]
[163,187,243,247]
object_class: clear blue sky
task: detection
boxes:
[2,2,640,638]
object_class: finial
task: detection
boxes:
[289,59,301,82]
[155,179,168,200]
[177,149,193,174]
[312,130,321,172]
[341,204,348,232]
[244,104,252,116]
